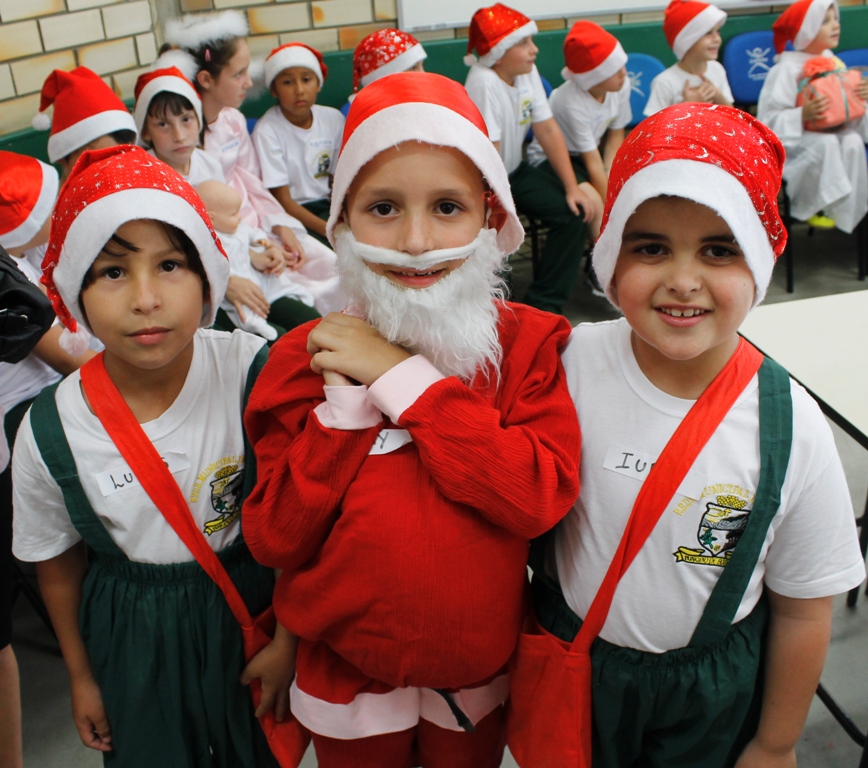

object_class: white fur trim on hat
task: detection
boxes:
[134,75,202,140]
[562,42,627,91]
[54,187,229,330]
[152,49,199,82]
[265,46,323,87]
[47,110,138,164]
[164,10,248,51]
[473,20,538,68]
[795,0,836,51]
[673,5,726,60]
[593,160,775,307]
[327,102,523,256]
[360,44,427,87]
[1,160,58,250]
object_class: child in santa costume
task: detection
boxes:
[253,43,345,242]
[242,71,581,767]
[507,103,865,768]
[527,21,631,232]
[11,145,295,768]
[464,3,602,315]
[164,10,343,313]
[644,0,733,116]
[757,0,868,233]
[33,67,137,181]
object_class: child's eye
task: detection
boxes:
[370,203,395,216]
[704,244,740,260]
[636,243,666,257]
[437,202,461,215]
[160,259,186,272]
[101,266,124,280]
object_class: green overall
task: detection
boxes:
[28,348,279,768]
[533,357,793,768]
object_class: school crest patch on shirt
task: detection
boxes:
[674,493,752,567]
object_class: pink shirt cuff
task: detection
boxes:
[367,355,446,423]
[314,385,382,430]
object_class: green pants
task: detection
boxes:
[301,198,331,247]
[509,160,588,315]
[214,296,319,342]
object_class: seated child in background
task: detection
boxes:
[644,0,733,116]
[242,72,580,766]
[464,3,602,315]
[197,180,319,340]
[508,103,865,768]
[348,28,428,109]
[527,21,631,236]
[253,43,345,243]
[33,67,138,180]
[12,145,293,768]
[758,0,868,233]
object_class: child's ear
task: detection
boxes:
[269,82,277,98]
[196,70,212,92]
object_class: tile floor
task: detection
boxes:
[11,222,868,767]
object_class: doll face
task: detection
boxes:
[493,36,538,83]
[805,6,840,53]
[344,142,488,289]
[271,66,321,128]
[142,106,200,174]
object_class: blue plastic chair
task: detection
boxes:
[722,30,776,108]
[625,53,666,127]
[838,48,868,68]
[246,116,258,135]
[340,100,351,117]
[525,75,554,144]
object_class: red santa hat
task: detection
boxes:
[664,0,727,60]
[133,66,203,141]
[353,29,427,91]
[32,67,137,164]
[593,103,786,307]
[0,151,59,251]
[327,71,523,255]
[562,21,628,90]
[163,9,248,52]
[42,145,229,355]
[465,4,539,67]
[265,42,327,88]
[773,0,837,54]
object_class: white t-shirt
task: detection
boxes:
[644,60,734,116]
[12,329,266,565]
[556,319,865,653]
[464,63,553,174]
[527,76,632,165]
[253,105,345,204]
[146,148,225,187]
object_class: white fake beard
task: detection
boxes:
[334,225,508,382]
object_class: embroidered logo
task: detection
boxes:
[674,494,750,567]
[203,463,244,535]
[314,150,332,178]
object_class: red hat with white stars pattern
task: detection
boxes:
[42,144,229,355]
[353,29,427,91]
[0,151,58,251]
[772,0,836,54]
[664,0,727,60]
[266,42,328,88]
[465,4,538,67]
[562,21,628,90]
[593,103,786,307]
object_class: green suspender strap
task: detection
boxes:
[689,355,794,647]
[241,343,269,503]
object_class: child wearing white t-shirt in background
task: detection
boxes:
[528,21,631,237]
[644,0,733,116]
[253,43,345,243]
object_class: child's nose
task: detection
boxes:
[131,276,161,311]
[397,214,434,256]
[665,259,702,295]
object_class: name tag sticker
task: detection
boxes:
[603,445,703,501]
[95,451,191,497]
[368,429,413,456]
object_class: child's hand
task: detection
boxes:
[856,76,868,102]
[225,276,270,321]
[273,226,306,271]
[734,740,796,768]
[682,77,717,104]
[250,241,286,276]
[240,628,297,721]
[802,91,830,124]
[70,674,112,752]
[307,313,412,386]
[566,182,602,224]
[322,370,354,387]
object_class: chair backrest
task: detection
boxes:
[625,53,666,127]
[837,48,868,68]
[525,75,554,144]
[722,30,775,107]
[246,116,258,135]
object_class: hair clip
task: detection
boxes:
[205,48,211,62]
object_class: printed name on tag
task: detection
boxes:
[95,451,191,497]
[368,429,413,455]
[603,445,703,501]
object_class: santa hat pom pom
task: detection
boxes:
[58,324,92,357]
[463,53,478,66]
[248,57,265,84]
[32,111,51,131]
[152,48,199,81]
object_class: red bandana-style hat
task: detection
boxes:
[353,29,427,91]
[32,67,137,164]
[42,145,229,355]
[773,0,837,53]
[265,42,328,88]
[593,103,786,307]
[328,71,523,255]
[465,4,538,67]
[134,67,203,141]
[663,0,727,60]
[562,21,628,90]
[0,151,59,251]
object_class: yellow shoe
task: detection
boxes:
[807,213,836,229]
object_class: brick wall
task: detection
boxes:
[1,0,866,137]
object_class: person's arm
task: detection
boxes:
[224,275,271,321]
[32,325,96,375]
[240,619,297,720]
[581,148,608,202]
[734,590,833,768]
[532,117,600,223]
[270,186,327,239]
[757,64,807,144]
[602,128,625,176]
[36,543,112,753]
